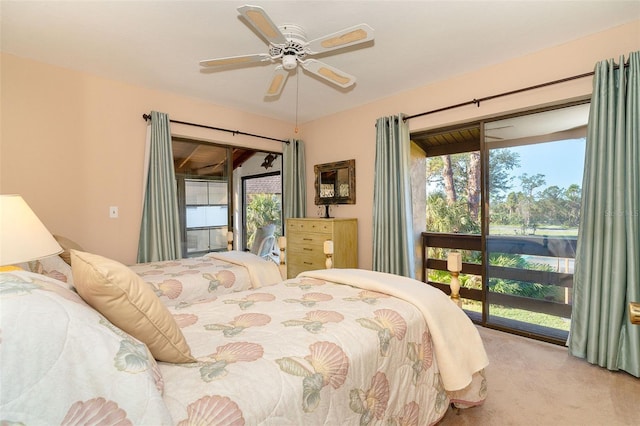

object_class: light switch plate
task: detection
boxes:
[109,206,119,218]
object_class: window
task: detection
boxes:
[184,179,228,255]
[415,100,589,343]
[242,172,282,252]
[173,138,231,258]
[172,137,282,257]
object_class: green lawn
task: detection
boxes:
[490,224,578,237]
[463,300,570,331]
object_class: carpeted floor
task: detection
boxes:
[438,326,639,425]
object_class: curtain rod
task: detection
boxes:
[403,61,628,121]
[405,61,629,121]
[142,113,289,144]
[404,70,597,121]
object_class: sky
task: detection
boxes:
[504,137,586,192]
[426,137,587,195]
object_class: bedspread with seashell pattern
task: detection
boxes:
[159,274,487,425]
[129,253,261,306]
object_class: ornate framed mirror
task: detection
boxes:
[314,159,356,206]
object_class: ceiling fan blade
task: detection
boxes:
[300,59,356,88]
[238,5,287,45]
[306,24,374,54]
[200,53,271,68]
[265,66,289,97]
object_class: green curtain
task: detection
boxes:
[569,52,639,377]
[372,114,415,278]
[137,111,182,263]
[283,139,306,219]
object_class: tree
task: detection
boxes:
[538,186,563,225]
[488,149,521,203]
[467,152,481,221]
[519,173,546,198]
[442,155,456,205]
[246,194,281,248]
[488,253,556,299]
[426,193,480,234]
[427,148,520,231]
[564,184,582,227]
[517,173,546,234]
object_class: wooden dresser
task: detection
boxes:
[285,218,358,278]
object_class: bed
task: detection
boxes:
[0,250,488,425]
[128,250,284,303]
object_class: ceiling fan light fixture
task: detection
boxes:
[282,55,297,70]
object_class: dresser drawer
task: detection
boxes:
[286,219,333,235]
[287,232,330,250]
[285,218,357,279]
[288,251,325,270]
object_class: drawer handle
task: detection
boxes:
[303,248,312,251]
[303,238,313,241]
[303,262,313,265]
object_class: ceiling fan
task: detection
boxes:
[200,4,374,97]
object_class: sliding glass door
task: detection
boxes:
[418,100,589,343]
[242,171,282,252]
[484,102,588,341]
[173,139,231,257]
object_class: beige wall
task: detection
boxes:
[0,54,291,264]
[1,20,638,267]
[303,20,639,270]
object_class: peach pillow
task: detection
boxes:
[70,250,195,363]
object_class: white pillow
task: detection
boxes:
[16,255,74,289]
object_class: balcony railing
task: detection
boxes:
[421,233,483,302]
[422,232,577,343]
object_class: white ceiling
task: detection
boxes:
[2,1,639,125]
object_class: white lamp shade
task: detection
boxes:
[0,195,62,266]
[447,252,462,272]
[323,240,334,255]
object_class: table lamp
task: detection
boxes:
[447,251,462,308]
[323,240,334,269]
[0,194,62,268]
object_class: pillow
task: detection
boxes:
[17,254,74,289]
[53,234,84,265]
[70,250,196,363]
[0,270,172,424]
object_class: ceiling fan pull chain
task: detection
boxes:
[295,71,300,134]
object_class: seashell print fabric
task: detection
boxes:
[1,267,486,425]
[0,271,172,425]
[159,274,487,425]
[129,254,262,307]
